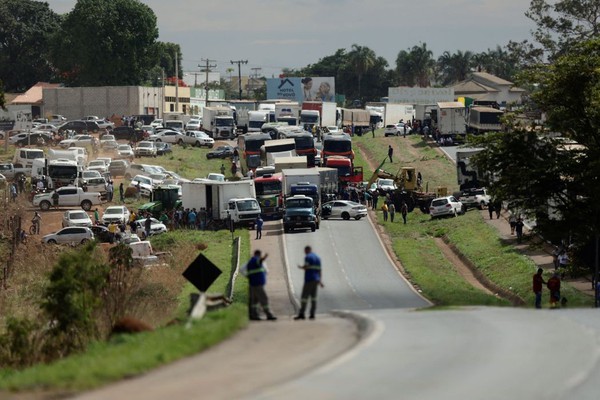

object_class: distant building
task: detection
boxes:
[452,72,525,108]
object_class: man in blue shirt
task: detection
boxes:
[294,246,323,320]
[246,250,277,321]
[255,215,264,239]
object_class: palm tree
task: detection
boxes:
[437,50,473,85]
[347,44,376,98]
[395,43,435,87]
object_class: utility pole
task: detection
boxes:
[230,60,248,100]
[175,51,179,113]
[250,67,262,96]
[200,59,217,105]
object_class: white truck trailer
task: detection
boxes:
[181,180,261,226]
[202,106,236,140]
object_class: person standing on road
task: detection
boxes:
[381,202,389,222]
[371,124,375,138]
[372,190,379,210]
[295,246,323,320]
[119,182,124,203]
[245,250,277,321]
[533,268,546,309]
[516,217,524,243]
[144,214,152,238]
[255,214,264,240]
[107,180,114,202]
[31,212,41,234]
[509,214,517,235]
[94,208,100,225]
[388,145,393,163]
[401,201,408,224]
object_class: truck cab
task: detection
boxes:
[227,198,261,227]
[325,156,363,184]
[283,195,318,233]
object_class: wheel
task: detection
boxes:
[156,139,162,142]
[81,238,89,244]
[40,201,51,211]
[195,141,201,147]
[81,200,92,211]
[341,212,350,220]
[355,216,362,220]
[29,225,37,235]
[208,144,214,148]
[178,139,183,145]
[311,226,316,232]
[47,239,57,244]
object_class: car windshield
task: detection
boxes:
[379,179,394,186]
[323,140,351,153]
[89,161,104,166]
[82,171,101,178]
[70,212,88,219]
[236,200,260,211]
[138,143,152,148]
[255,180,282,195]
[118,145,131,151]
[101,135,115,141]
[432,199,449,206]
[105,208,123,215]
[286,198,312,208]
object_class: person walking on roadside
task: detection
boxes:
[255,214,264,240]
[371,124,375,138]
[547,272,561,309]
[516,216,524,243]
[119,182,125,203]
[533,268,546,309]
[372,190,379,210]
[94,208,100,225]
[494,200,501,219]
[488,202,495,220]
[388,145,393,163]
[389,202,396,223]
[381,202,389,222]
[245,250,277,321]
[401,201,408,224]
[509,214,517,235]
[295,246,323,320]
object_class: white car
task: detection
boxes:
[384,125,400,137]
[35,124,59,133]
[129,175,154,197]
[42,226,94,245]
[117,144,134,158]
[460,188,491,209]
[325,126,339,134]
[62,210,93,228]
[100,134,115,143]
[429,196,465,219]
[87,160,109,173]
[134,218,168,238]
[183,130,214,148]
[59,134,94,148]
[101,205,131,225]
[396,122,412,135]
[150,119,163,128]
[148,130,185,144]
[321,200,368,220]
[376,178,397,192]
[134,141,157,157]
[186,119,202,131]
[96,119,115,130]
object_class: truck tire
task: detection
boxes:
[81,200,92,211]
[40,201,51,211]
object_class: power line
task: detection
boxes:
[230,60,248,100]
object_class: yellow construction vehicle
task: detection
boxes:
[366,159,444,213]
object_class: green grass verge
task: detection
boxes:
[0,229,250,392]
[353,133,594,308]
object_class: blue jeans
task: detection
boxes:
[535,291,542,309]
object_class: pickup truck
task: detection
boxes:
[460,187,491,209]
[182,131,215,148]
[33,186,103,211]
[0,162,30,180]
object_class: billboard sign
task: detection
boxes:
[267,77,335,102]
[388,87,454,105]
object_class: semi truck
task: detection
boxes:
[261,138,296,166]
[254,172,283,219]
[181,180,261,227]
[248,110,271,132]
[435,102,466,143]
[202,106,236,140]
[300,101,337,130]
[275,102,301,126]
[277,127,317,167]
[466,106,504,134]
[229,100,257,133]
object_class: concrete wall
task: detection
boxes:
[42,86,163,120]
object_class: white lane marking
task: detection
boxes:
[281,223,300,310]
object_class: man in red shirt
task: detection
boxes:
[532,268,546,309]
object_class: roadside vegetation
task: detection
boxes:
[354,133,593,307]
[0,142,251,392]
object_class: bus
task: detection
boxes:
[277,127,317,167]
[260,139,296,166]
[322,133,353,165]
[237,132,272,174]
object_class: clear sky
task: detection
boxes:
[44,0,534,78]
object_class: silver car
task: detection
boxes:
[42,226,94,245]
[321,200,368,220]
[62,210,93,228]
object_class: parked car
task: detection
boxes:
[396,122,412,135]
[321,200,368,220]
[129,175,154,197]
[62,210,93,228]
[185,119,202,131]
[90,225,123,243]
[116,144,134,159]
[108,159,129,177]
[96,119,115,130]
[150,119,163,128]
[429,196,465,219]
[59,134,94,148]
[206,145,234,159]
[133,217,168,238]
[100,134,116,143]
[87,160,109,173]
[58,120,100,134]
[101,205,131,225]
[148,130,185,144]
[155,142,172,156]
[460,187,491,210]
[35,124,59,134]
[124,163,162,180]
[112,126,144,141]
[384,125,399,137]
[183,130,214,148]
[134,141,157,158]
[42,226,94,245]
[13,132,52,147]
